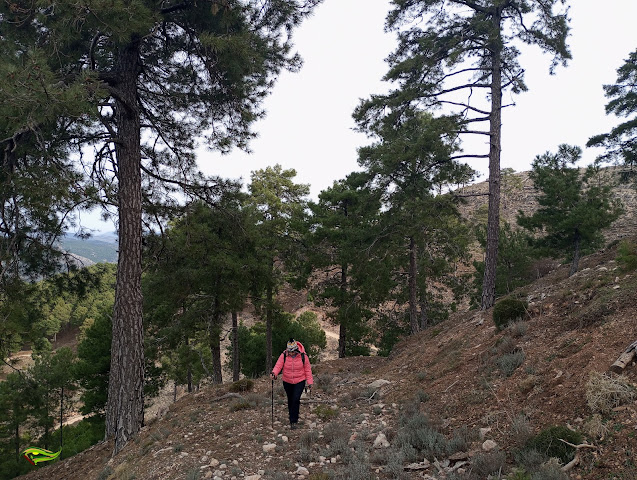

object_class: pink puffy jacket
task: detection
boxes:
[272,341,313,386]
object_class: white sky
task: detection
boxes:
[199,0,637,195]
[83,0,637,230]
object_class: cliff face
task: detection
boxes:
[458,166,637,243]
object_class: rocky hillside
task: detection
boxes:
[14,168,637,480]
[18,233,637,479]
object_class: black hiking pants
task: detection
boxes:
[283,380,305,424]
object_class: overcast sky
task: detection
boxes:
[198,0,637,196]
[83,1,637,230]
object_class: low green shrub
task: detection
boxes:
[229,378,254,393]
[493,297,528,331]
[496,350,526,377]
[313,404,338,420]
[524,425,582,464]
[616,239,637,271]
[469,450,507,479]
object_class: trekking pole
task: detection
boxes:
[271,378,274,428]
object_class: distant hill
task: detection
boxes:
[60,232,118,264]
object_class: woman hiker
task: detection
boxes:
[270,338,314,429]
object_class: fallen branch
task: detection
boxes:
[559,439,598,472]
[209,392,242,402]
[610,339,637,373]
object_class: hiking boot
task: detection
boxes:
[290,423,297,430]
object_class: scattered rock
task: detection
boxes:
[479,427,492,439]
[373,432,390,448]
[482,439,498,452]
[368,379,391,389]
[263,443,277,453]
[296,466,309,475]
[404,461,430,471]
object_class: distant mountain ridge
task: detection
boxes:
[60,232,118,265]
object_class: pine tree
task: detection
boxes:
[144,195,253,386]
[587,49,637,170]
[0,0,321,452]
[308,172,383,357]
[357,111,472,334]
[247,165,309,373]
[518,145,623,276]
[356,0,571,311]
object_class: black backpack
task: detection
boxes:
[283,351,305,365]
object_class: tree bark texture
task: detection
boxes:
[338,264,347,358]
[409,236,419,334]
[232,311,240,382]
[105,39,145,455]
[481,8,503,311]
[569,229,581,277]
[210,320,223,385]
[419,296,429,331]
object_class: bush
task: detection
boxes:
[585,371,636,414]
[616,239,637,271]
[469,450,507,479]
[313,405,338,420]
[229,378,254,393]
[493,297,528,331]
[396,411,449,460]
[496,350,526,377]
[530,458,569,480]
[524,425,582,464]
[231,309,327,377]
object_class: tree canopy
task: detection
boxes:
[356,0,571,310]
[588,48,637,170]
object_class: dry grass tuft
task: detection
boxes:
[585,371,636,414]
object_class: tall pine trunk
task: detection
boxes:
[569,229,582,277]
[481,8,503,311]
[105,38,145,455]
[186,337,193,392]
[419,295,429,331]
[337,263,347,358]
[409,236,419,334]
[232,311,240,381]
[209,314,223,385]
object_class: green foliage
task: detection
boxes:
[0,372,35,477]
[616,239,637,271]
[307,173,382,357]
[356,0,571,311]
[229,379,254,393]
[46,416,105,460]
[233,309,326,378]
[473,222,537,304]
[144,197,254,386]
[75,312,112,416]
[587,49,637,169]
[469,450,507,479]
[313,405,338,420]
[518,145,623,276]
[525,425,583,464]
[375,313,409,357]
[30,347,78,448]
[396,410,450,462]
[355,111,473,335]
[493,297,529,331]
[496,350,526,377]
